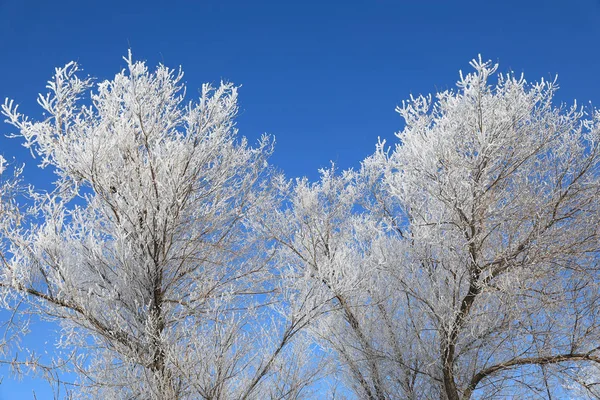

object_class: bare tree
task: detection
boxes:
[277,57,600,399]
[0,53,320,399]
[3,53,600,399]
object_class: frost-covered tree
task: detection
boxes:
[278,58,600,399]
[0,53,319,399]
[3,54,600,400]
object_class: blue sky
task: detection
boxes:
[0,0,599,397]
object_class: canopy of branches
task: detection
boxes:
[1,54,599,399]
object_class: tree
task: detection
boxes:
[3,54,600,400]
[276,57,600,399]
[0,53,320,399]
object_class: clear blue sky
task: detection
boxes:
[0,0,599,397]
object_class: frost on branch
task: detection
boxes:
[2,53,600,399]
